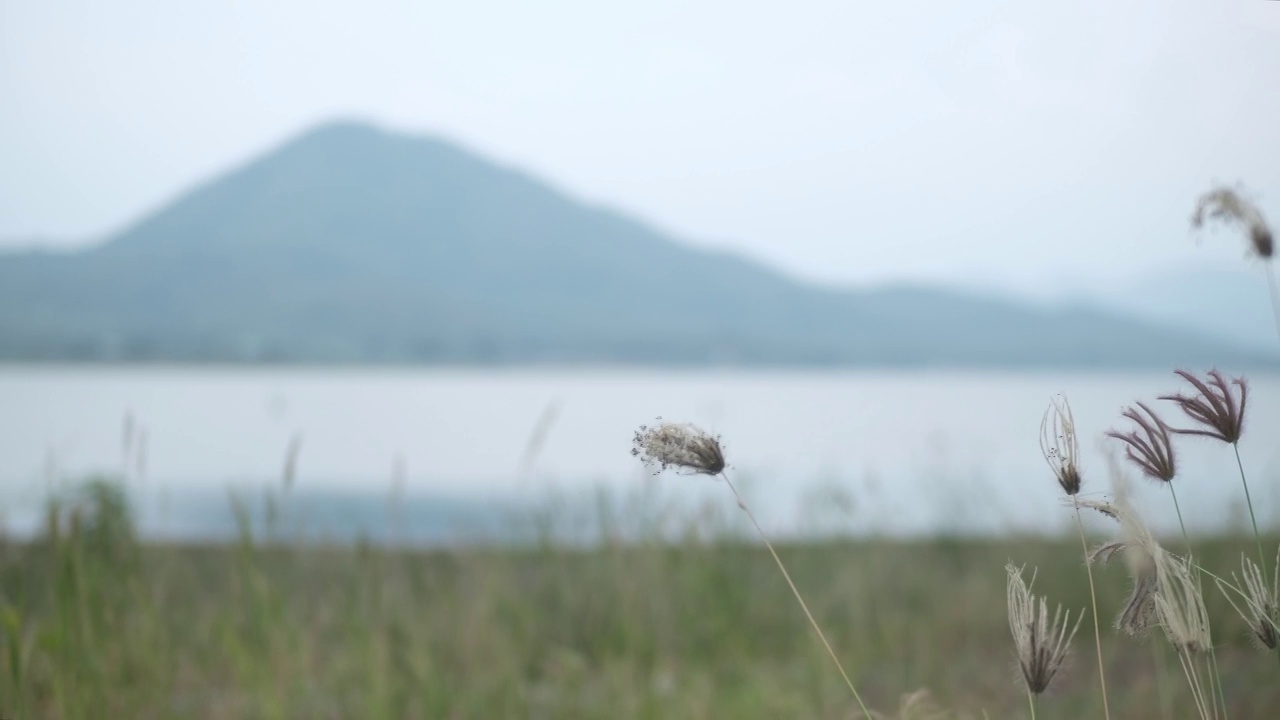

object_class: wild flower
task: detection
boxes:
[1105,402,1176,482]
[1218,549,1280,650]
[1040,396,1082,495]
[1160,369,1247,444]
[1006,563,1083,695]
[631,421,726,476]
[1192,185,1273,260]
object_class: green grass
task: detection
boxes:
[0,483,1277,719]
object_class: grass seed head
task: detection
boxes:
[1159,369,1248,445]
[1118,569,1158,637]
[1088,540,1128,566]
[1040,395,1082,496]
[1006,563,1083,695]
[1192,185,1273,259]
[1219,549,1280,650]
[1105,402,1176,483]
[1106,470,1209,653]
[1153,551,1212,654]
[1073,498,1120,522]
[631,421,726,476]
[1102,457,1161,636]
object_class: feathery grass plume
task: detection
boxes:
[1090,458,1162,636]
[1071,497,1119,522]
[1040,396,1081,495]
[1105,402,1176,483]
[1088,540,1128,566]
[631,421,726,476]
[1159,369,1247,444]
[1153,551,1212,654]
[630,419,872,719]
[1043,394,1111,719]
[1104,463,1213,649]
[1006,563,1083,695]
[1218,549,1279,650]
[1192,184,1280,350]
[1119,568,1160,637]
[1154,549,1217,720]
[1162,367,1269,609]
[1103,464,1218,716]
[1192,185,1273,259]
[1081,523,1155,636]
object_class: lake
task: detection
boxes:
[1,366,1277,542]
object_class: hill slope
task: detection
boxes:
[0,121,1270,368]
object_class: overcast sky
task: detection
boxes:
[2,0,1279,292]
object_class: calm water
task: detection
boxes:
[1,366,1278,541]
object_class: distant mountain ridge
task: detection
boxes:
[1081,264,1279,353]
[0,121,1273,368]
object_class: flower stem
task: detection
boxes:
[1231,443,1268,584]
[720,473,872,719]
[1169,483,1230,720]
[1230,443,1280,669]
[1026,686,1037,720]
[1074,504,1111,720]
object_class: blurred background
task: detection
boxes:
[2,2,1280,718]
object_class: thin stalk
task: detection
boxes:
[1026,686,1037,720]
[1174,646,1214,720]
[1074,505,1111,720]
[1231,444,1268,583]
[720,473,872,719]
[1226,444,1280,669]
[1168,484,1230,720]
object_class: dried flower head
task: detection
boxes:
[1218,549,1279,650]
[1073,497,1120,522]
[1088,540,1128,566]
[1100,456,1161,636]
[1159,369,1248,444]
[1153,551,1212,654]
[1105,402,1176,483]
[1006,563,1083,695]
[1192,185,1273,259]
[631,421,726,476]
[1118,567,1159,637]
[1040,395,1082,495]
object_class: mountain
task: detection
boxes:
[1081,264,1278,353]
[0,121,1273,368]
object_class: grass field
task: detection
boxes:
[0,478,1277,720]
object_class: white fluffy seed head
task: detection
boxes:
[1192,185,1273,259]
[1154,551,1212,654]
[631,421,726,476]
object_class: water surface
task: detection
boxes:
[2,366,1277,541]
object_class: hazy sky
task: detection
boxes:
[3,0,1280,291]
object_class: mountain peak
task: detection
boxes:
[0,122,1272,368]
